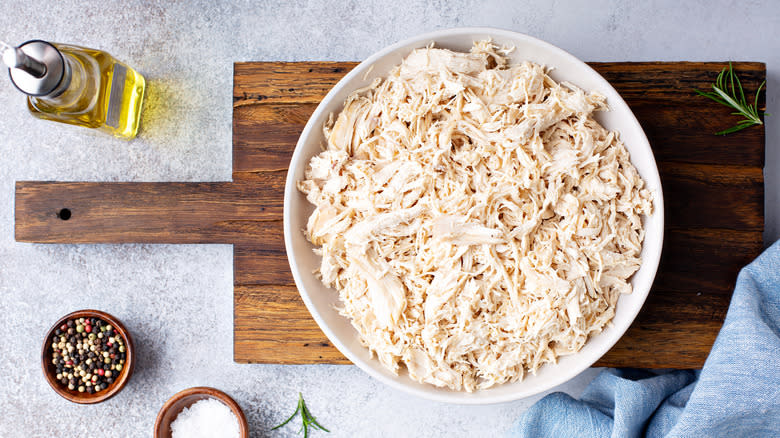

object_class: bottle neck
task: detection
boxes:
[33,53,83,107]
[47,53,73,98]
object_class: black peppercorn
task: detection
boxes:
[49,316,126,395]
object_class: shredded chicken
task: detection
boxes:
[298,40,653,392]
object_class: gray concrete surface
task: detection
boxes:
[0,1,777,436]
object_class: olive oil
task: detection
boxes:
[3,40,145,139]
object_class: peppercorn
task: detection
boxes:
[49,316,127,395]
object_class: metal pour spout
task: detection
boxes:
[2,43,47,78]
[2,40,68,97]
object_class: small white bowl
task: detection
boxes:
[284,27,664,404]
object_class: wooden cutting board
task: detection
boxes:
[15,61,765,368]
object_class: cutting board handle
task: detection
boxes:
[15,181,279,243]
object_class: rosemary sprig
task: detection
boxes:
[695,62,768,135]
[271,392,330,438]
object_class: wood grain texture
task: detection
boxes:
[234,285,348,364]
[15,61,765,370]
[15,181,282,243]
[233,62,356,104]
[233,104,318,173]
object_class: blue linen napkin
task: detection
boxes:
[510,239,780,438]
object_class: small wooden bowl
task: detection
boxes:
[41,309,135,404]
[154,387,249,438]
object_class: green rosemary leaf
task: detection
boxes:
[735,72,748,108]
[694,90,728,106]
[697,62,767,135]
[310,419,331,432]
[715,123,752,136]
[715,68,725,89]
[272,404,302,430]
[272,392,329,436]
[754,80,767,114]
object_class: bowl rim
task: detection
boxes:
[284,26,664,404]
[154,386,250,438]
[41,309,135,404]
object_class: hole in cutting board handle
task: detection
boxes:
[57,209,71,220]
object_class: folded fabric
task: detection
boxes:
[510,239,780,438]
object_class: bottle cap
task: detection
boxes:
[4,40,70,97]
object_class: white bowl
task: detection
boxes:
[283,27,664,404]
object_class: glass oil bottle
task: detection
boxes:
[2,40,145,139]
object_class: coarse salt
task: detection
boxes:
[171,398,240,438]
